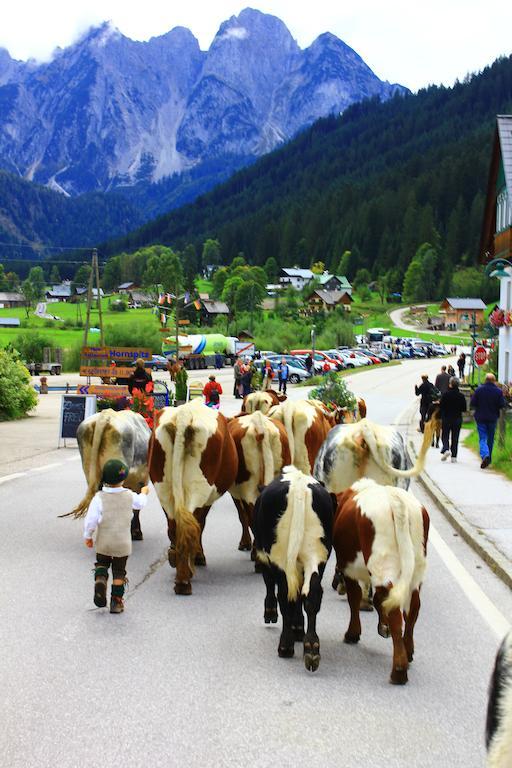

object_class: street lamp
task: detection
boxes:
[485,258,512,279]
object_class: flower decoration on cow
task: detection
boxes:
[127,381,155,429]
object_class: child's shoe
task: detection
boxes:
[93,566,108,607]
[110,583,125,614]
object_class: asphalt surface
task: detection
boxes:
[1,359,510,767]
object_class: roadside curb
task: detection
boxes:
[405,403,512,590]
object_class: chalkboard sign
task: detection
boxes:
[58,395,96,446]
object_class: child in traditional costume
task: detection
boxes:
[84,459,149,613]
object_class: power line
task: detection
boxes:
[0,257,106,265]
[0,240,96,252]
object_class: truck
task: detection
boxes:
[26,361,62,375]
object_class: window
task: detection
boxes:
[496,189,511,233]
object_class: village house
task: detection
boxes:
[316,273,352,295]
[127,290,153,308]
[0,291,24,308]
[439,298,486,330]
[117,281,139,294]
[200,298,230,326]
[307,289,353,314]
[279,267,314,290]
[480,115,512,383]
[46,282,74,302]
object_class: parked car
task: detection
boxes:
[332,350,368,369]
[354,349,382,364]
[291,349,342,370]
[254,358,310,384]
[127,355,169,371]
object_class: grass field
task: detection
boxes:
[463,420,512,480]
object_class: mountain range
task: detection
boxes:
[0,8,405,201]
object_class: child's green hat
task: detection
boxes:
[102,459,129,485]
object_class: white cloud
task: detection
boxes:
[0,0,510,90]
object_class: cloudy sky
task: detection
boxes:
[0,0,510,91]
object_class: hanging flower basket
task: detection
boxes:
[489,307,505,328]
[127,381,155,429]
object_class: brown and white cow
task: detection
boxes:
[227,411,291,554]
[333,478,429,684]
[487,630,512,767]
[70,409,150,538]
[268,399,332,474]
[254,466,336,671]
[149,399,238,595]
[308,397,367,424]
[241,389,286,415]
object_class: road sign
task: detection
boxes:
[473,345,488,367]
[235,341,255,357]
[77,385,130,398]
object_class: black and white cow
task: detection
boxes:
[253,465,336,672]
[487,630,512,767]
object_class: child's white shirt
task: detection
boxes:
[84,486,148,540]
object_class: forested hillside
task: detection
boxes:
[102,55,512,296]
[0,172,142,261]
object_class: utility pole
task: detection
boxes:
[83,248,104,347]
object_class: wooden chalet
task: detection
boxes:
[307,289,353,314]
[480,115,512,383]
[200,299,230,326]
[439,298,486,330]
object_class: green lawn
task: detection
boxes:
[463,420,512,480]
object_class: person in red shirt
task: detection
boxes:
[322,360,331,375]
[203,375,222,408]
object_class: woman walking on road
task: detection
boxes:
[457,353,466,381]
[439,377,467,462]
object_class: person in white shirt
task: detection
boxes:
[84,459,149,614]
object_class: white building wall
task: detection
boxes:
[498,272,512,384]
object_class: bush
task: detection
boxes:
[109,299,128,312]
[62,343,82,373]
[175,367,188,402]
[0,349,38,420]
[104,321,162,353]
[12,332,54,363]
[309,373,357,410]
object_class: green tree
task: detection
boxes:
[20,279,36,319]
[202,238,221,267]
[212,267,229,299]
[353,268,371,290]
[102,256,121,292]
[0,349,38,420]
[28,266,45,301]
[0,263,8,290]
[182,243,199,292]
[221,276,244,313]
[336,250,352,277]
[402,260,424,303]
[235,281,266,333]
[144,248,184,296]
[264,256,278,284]
[49,264,61,284]
[6,271,19,290]
[311,261,325,274]
[72,264,92,293]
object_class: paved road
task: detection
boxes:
[1,359,510,767]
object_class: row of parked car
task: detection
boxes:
[254,340,450,383]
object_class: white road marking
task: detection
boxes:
[430,524,511,639]
[0,472,25,485]
[30,463,62,473]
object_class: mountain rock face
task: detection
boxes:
[0,9,407,196]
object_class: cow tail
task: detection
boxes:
[358,398,367,419]
[172,410,201,567]
[281,401,296,464]
[382,490,415,614]
[283,466,309,601]
[252,411,275,490]
[70,412,110,518]
[360,419,430,479]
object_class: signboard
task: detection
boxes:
[474,345,488,367]
[79,366,134,378]
[81,346,151,361]
[77,385,130,398]
[58,394,96,447]
[235,341,256,357]
[178,319,190,325]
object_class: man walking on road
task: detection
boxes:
[415,374,437,433]
[439,377,466,462]
[435,365,451,394]
[470,373,506,468]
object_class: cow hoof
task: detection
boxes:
[174,581,192,596]
[407,650,414,663]
[304,643,320,672]
[278,645,294,658]
[264,608,278,624]
[168,548,176,568]
[331,573,340,591]
[238,543,252,552]
[250,548,257,562]
[378,623,390,639]
[254,561,263,574]
[131,530,143,541]
[194,553,207,567]
[344,632,360,645]
[360,600,374,612]
[293,626,305,641]
[337,583,347,596]
[390,668,408,685]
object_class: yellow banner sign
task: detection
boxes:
[77,385,130,398]
[81,346,152,360]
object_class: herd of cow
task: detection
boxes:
[70,388,435,687]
